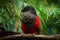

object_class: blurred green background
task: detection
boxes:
[0,0,60,35]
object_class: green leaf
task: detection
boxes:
[0,17,3,23]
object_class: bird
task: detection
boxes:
[21,6,40,35]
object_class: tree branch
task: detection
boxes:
[0,34,60,40]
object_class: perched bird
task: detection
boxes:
[21,6,40,35]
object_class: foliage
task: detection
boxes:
[0,0,23,32]
[0,0,60,35]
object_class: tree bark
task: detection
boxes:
[0,34,60,40]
